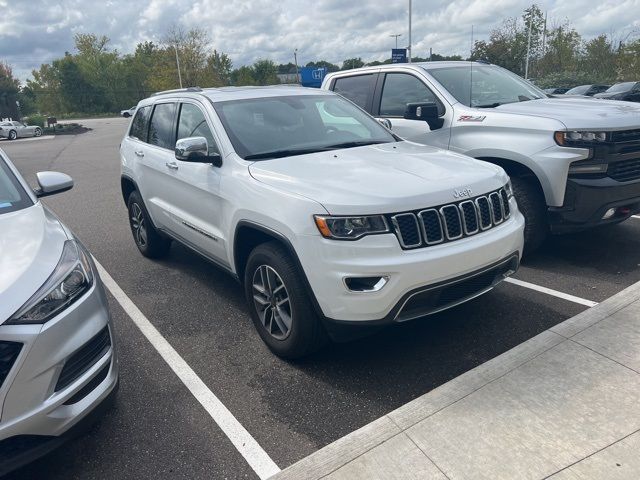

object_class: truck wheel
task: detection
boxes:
[127,190,171,258]
[511,176,548,254]
[245,242,327,359]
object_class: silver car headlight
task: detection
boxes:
[314,215,389,240]
[554,130,608,146]
[7,240,94,324]
[504,179,514,199]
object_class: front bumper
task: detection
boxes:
[0,279,118,475]
[295,204,524,323]
[549,176,640,233]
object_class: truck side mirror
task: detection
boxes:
[404,102,444,130]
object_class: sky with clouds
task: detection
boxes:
[1,0,639,82]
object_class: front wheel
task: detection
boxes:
[8,130,17,140]
[127,191,171,258]
[34,128,42,137]
[245,242,327,359]
[511,176,548,255]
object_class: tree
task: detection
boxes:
[341,57,365,70]
[231,66,257,86]
[617,39,640,81]
[252,59,279,85]
[163,26,210,87]
[581,35,617,83]
[306,60,340,72]
[207,50,232,86]
[0,62,20,119]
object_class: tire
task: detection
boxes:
[123,113,130,118]
[34,128,42,137]
[8,130,16,140]
[127,190,171,258]
[511,176,548,255]
[244,242,327,359]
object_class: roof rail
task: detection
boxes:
[150,87,203,97]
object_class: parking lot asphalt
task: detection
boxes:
[3,118,640,478]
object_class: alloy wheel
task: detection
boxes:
[130,203,147,247]
[252,265,292,340]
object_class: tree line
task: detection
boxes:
[472,4,640,88]
[1,5,638,118]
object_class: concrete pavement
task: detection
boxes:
[272,280,640,480]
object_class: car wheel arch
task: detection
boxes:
[476,156,545,197]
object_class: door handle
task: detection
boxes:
[134,150,144,157]
[165,161,179,170]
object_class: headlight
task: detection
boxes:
[554,130,608,146]
[314,215,389,240]
[7,240,94,324]
[504,179,514,198]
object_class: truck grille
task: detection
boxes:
[0,341,22,390]
[609,158,640,182]
[389,187,511,250]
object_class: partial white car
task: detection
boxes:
[120,86,524,358]
[0,121,43,140]
[120,107,136,118]
[0,148,118,475]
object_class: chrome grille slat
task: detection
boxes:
[391,188,509,249]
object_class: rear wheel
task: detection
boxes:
[8,130,16,140]
[511,176,548,255]
[34,128,42,137]
[245,242,327,359]
[127,190,171,258]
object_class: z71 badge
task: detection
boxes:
[458,115,486,122]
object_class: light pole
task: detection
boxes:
[408,0,412,62]
[173,44,183,88]
[390,34,402,49]
[293,49,300,85]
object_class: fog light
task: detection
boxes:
[344,276,389,292]
[602,208,616,220]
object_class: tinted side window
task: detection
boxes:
[332,75,375,111]
[129,106,150,142]
[177,103,219,155]
[148,103,177,149]
[380,73,442,117]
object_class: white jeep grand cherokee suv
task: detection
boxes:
[120,86,524,358]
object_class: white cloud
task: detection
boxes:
[1,0,639,82]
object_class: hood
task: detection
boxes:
[493,97,640,130]
[0,204,67,323]
[248,141,506,215]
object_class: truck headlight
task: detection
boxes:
[314,215,389,240]
[7,240,94,324]
[554,131,608,146]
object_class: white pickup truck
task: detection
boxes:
[322,62,640,252]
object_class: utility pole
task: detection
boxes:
[390,34,402,49]
[173,44,183,88]
[293,49,300,85]
[524,15,533,80]
[408,0,412,62]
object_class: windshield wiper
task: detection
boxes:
[245,148,326,160]
[318,140,389,150]
[475,102,502,108]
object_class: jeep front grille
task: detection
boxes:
[389,187,511,250]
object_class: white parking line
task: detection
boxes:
[93,258,281,480]
[504,277,598,307]
[632,215,640,219]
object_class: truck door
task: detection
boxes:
[373,72,452,149]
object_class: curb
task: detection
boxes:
[270,279,640,480]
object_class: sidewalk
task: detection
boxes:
[272,281,640,480]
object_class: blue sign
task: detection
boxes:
[300,67,328,88]
[391,48,407,63]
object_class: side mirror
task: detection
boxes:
[34,171,73,198]
[404,102,444,130]
[175,137,222,167]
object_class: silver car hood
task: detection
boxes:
[494,98,640,130]
[0,204,67,323]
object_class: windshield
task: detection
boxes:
[0,156,32,214]
[565,85,590,95]
[212,94,396,160]
[425,64,546,108]
[606,82,634,93]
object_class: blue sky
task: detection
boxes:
[1,0,638,82]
